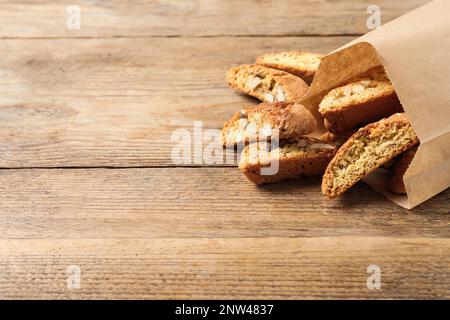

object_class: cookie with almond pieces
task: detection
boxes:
[256,51,322,84]
[322,113,419,198]
[319,68,403,134]
[222,102,317,147]
[226,64,309,103]
[239,137,336,185]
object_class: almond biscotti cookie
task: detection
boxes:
[322,113,419,198]
[226,64,309,103]
[255,51,323,84]
[319,69,403,134]
[239,138,337,185]
[222,102,317,147]
[388,146,418,194]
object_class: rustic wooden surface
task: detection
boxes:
[0,0,448,299]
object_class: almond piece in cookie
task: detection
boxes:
[226,64,309,103]
[388,146,418,194]
[256,51,323,84]
[319,69,403,134]
[222,102,317,147]
[322,113,419,198]
[239,137,337,185]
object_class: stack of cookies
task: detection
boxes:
[223,51,419,198]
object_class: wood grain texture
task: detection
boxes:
[1,237,449,299]
[0,0,430,38]
[0,36,352,167]
[0,168,448,240]
[0,0,448,300]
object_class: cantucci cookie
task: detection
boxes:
[319,69,403,134]
[239,138,337,185]
[256,51,323,84]
[222,102,317,147]
[322,113,419,198]
[226,64,309,103]
[388,146,418,194]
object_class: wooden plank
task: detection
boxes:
[0,168,448,239]
[0,236,448,299]
[0,36,353,167]
[0,0,430,38]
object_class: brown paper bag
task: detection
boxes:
[301,0,450,209]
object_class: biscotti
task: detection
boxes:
[319,69,403,134]
[255,51,323,84]
[239,138,337,185]
[226,64,309,103]
[222,102,317,147]
[322,113,419,198]
[388,146,418,194]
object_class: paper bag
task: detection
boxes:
[301,0,450,209]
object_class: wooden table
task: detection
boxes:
[0,0,448,299]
